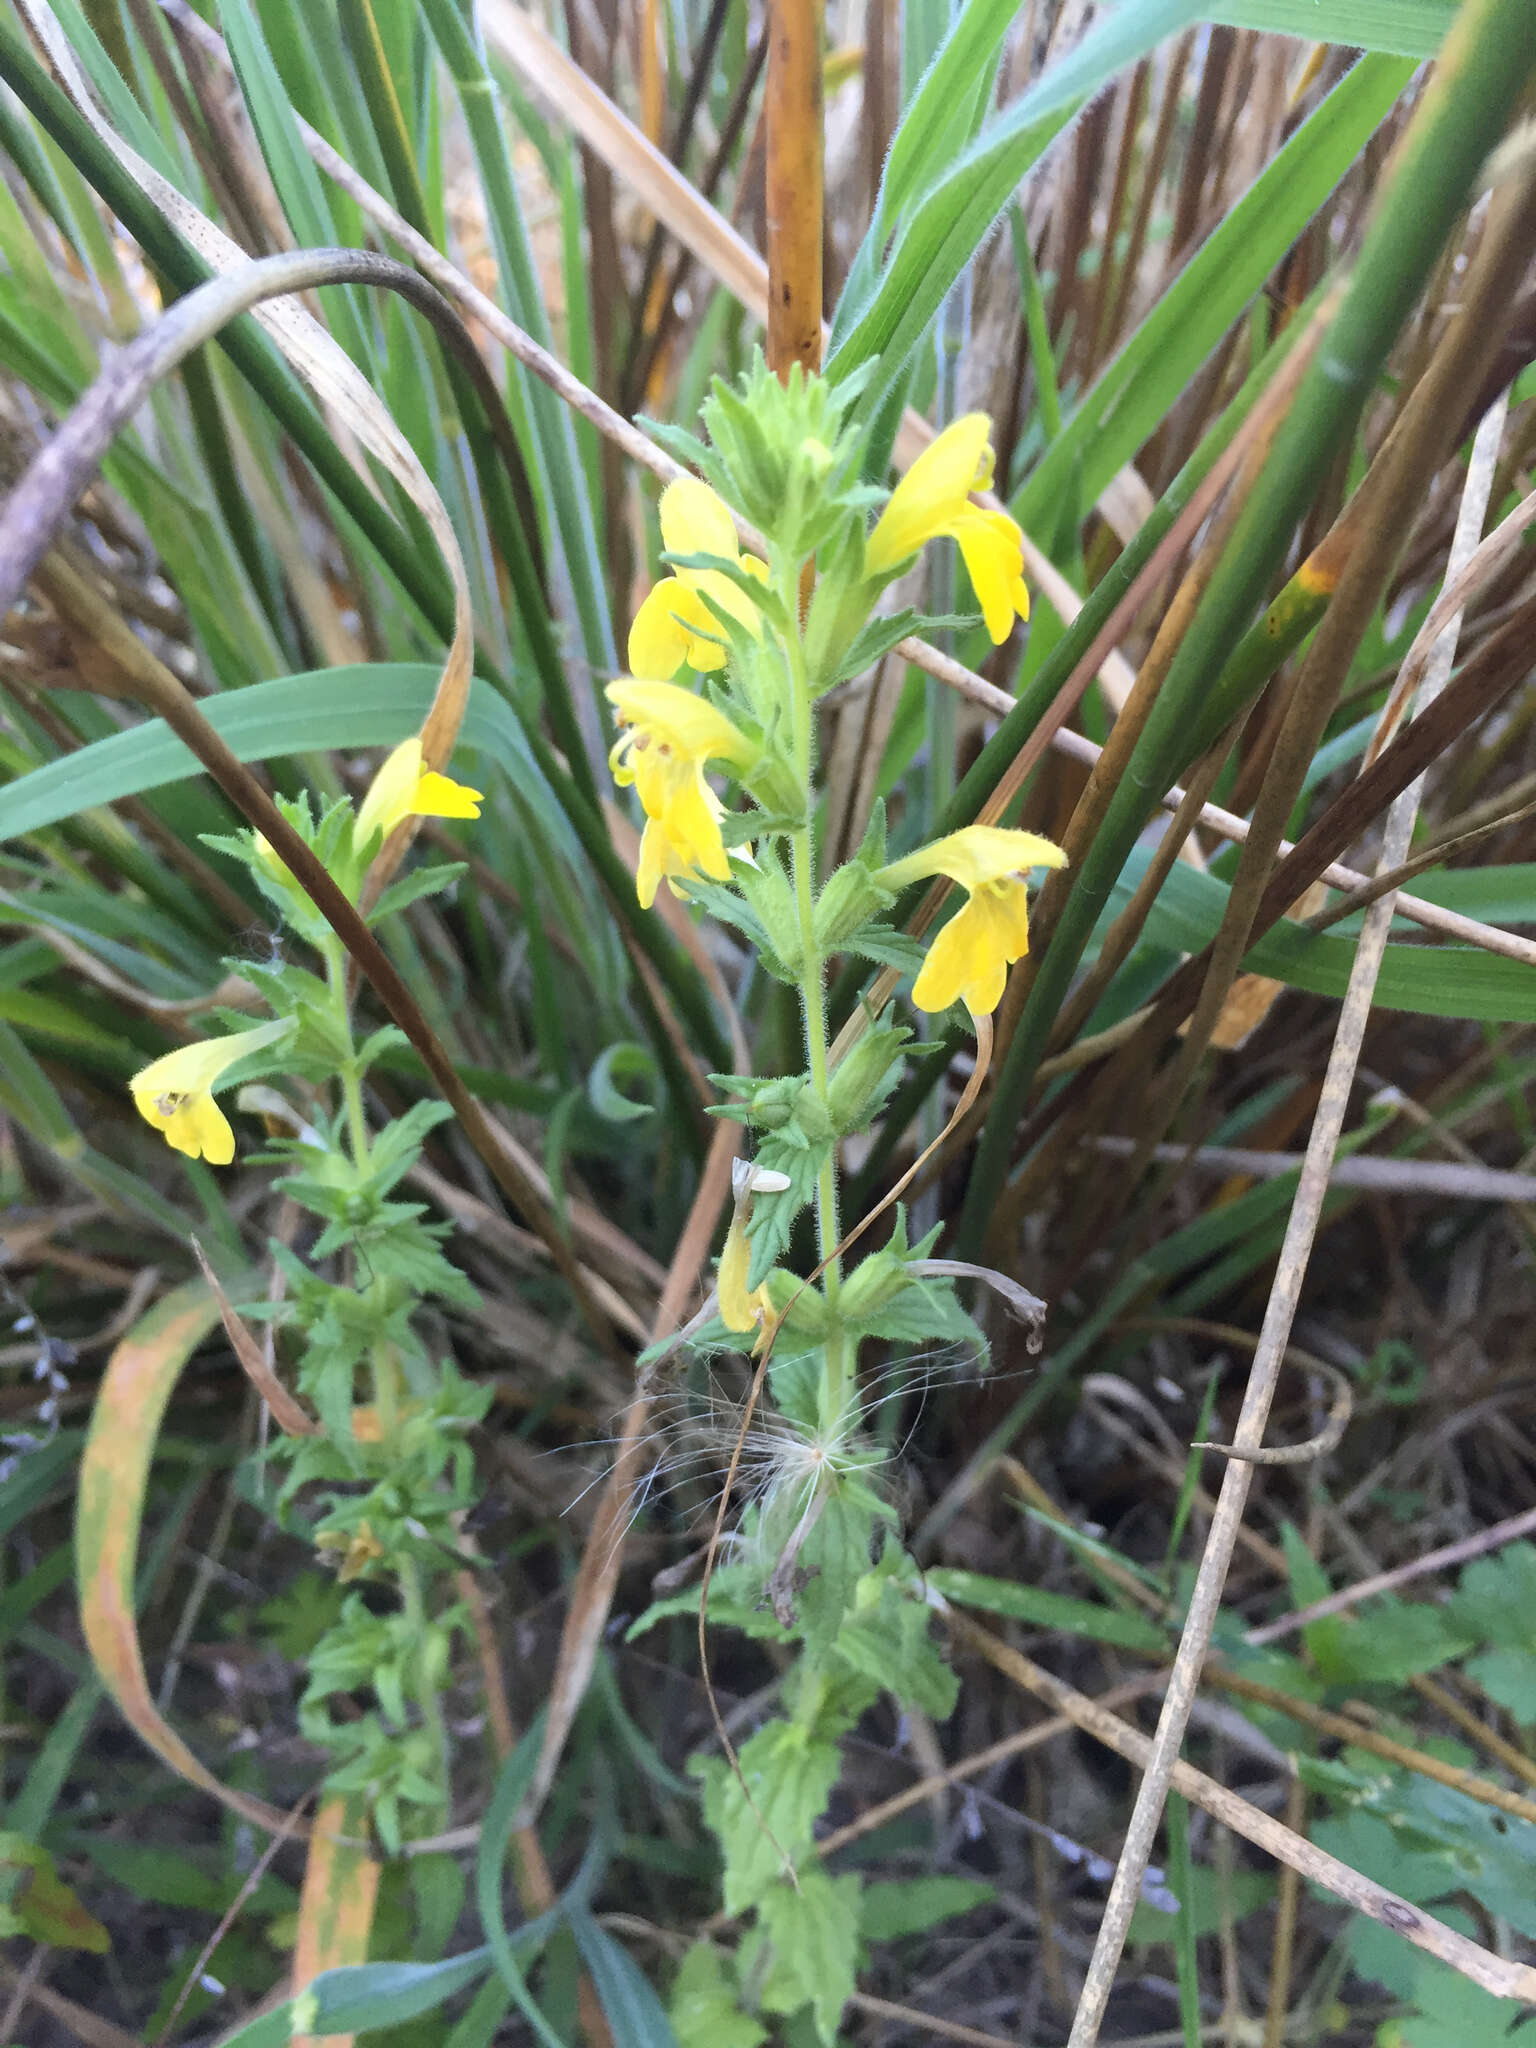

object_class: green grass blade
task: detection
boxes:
[828,0,1198,401]
[1013,53,1414,542]
[958,0,1536,1249]
[1210,0,1454,55]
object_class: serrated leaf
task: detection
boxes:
[835,923,926,973]
[366,861,467,924]
[834,1572,957,1720]
[697,1721,842,1915]
[1448,1543,1536,1647]
[744,1135,829,1289]
[765,1483,876,1656]
[1315,1600,1475,1687]
[754,1871,861,2044]
[669,1943,767,2048]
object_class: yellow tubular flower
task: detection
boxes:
[717,1207,772,1334]
[130,1018,292,1165]
[607,678,757,907]
[881,826,1067,1018]
[628,476,767,677]
[864,413,1031,644]
[355,737,483,849]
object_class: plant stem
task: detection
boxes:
[782,570,847,1428]
[324,938,373,1172]
[398,1552,452,1822]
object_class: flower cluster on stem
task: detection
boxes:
[616,360,1064,2046]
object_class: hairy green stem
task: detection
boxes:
[782,567,847,1426]
[398,1552,452,1822]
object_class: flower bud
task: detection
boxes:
[838,1249,911,1321]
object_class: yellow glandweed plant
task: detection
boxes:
[620,362,1061,2043]
[127,740,490,1855]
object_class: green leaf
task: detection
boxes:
[569,1911,680,2048]
[77,1839,295,1919]
[696,1720,842,1916]
[859,1876,995,1943]
[1381,1959,1526,2047]
[210,1950,498,2046]
[1127,1862,1275,1948]
[830,0,1190,393]
[1209,0,1453,56]
[1014,54,1414,539]
[1104,847,1536,1024]
[834,1564,958,1719]
[766,1482,877,1657]
[0,667,566,857]
[925,1567,1166,1653]
[1448,1542,1536,1645]
[1313,1601,1476,1687]
[754,1870,861,2045]
[0,1834,109,1952]
[588,1041,660,1124]
[669,1943,767,2048]
[1462,1646,1536,1725]
[473,1722,566,2048]
[1313,1771,1536,1941]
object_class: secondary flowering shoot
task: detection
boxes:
[130,1017,292,1165]
[882,826,1067,1017]
[355,736,483,850]
[607,678,758,907]
[865,414,1031,644]
[628,477,767,677]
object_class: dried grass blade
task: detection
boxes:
[1061,383,1514,2042]
[948,1609,1536,2006]
[292,1795,381,2048]
[190,1236,318,1436]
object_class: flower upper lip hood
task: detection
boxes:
[865,414,1031,645]
[881,825,1067,896]
[355,736,483,849]
[627,476,768,678]
[130,1017,293,1165]
[880,825,1067,1019]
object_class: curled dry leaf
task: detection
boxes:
[17,0,471,788]
[76,1281,302,1836]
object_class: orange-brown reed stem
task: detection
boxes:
[765,0,823,378]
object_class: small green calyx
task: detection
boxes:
[838,1248,912,1321]
[813,859,896,952]
[739,852,805,978]
[826,1016,910,1136]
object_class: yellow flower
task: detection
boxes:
[607,678,757,908]
[130,1018,292,1165]
[355,737,483,848]
[865,413,1031,644]
[628,477,768,677]
[881,826,1067,1017]
[718,1209,773,1334]
[316,1519,385,1582]
[717,1160,787,1336]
